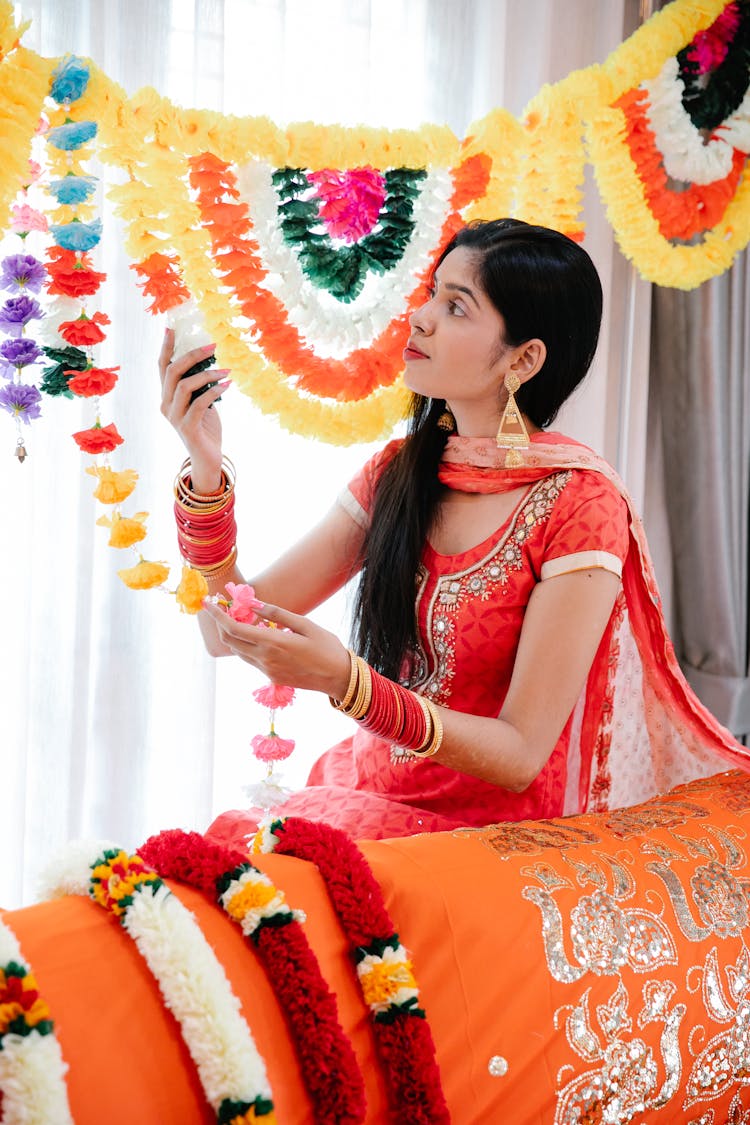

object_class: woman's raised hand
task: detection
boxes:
[158,327,230,493]
[201,599,352,699]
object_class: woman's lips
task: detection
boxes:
[403,342,428,360]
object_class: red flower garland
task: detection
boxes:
[256,817,449,1125]
[138,828,366,1125]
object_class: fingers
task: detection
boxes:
[158,327,174,384]
[253,602,312,636]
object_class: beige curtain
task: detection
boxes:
[1,0,671,907]
[651,251,750,739]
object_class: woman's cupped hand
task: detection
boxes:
[200,599,352,699]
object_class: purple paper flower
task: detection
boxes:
[0,254,47,293]
[0,338,42,369]
[0,382,42,424]
[0,295,44,335]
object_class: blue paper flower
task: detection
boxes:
[48,174,98,206]
[50,56,90,103]
[47,120,97,151]
[50,219,102,252]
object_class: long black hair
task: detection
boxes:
[351,218,603,681]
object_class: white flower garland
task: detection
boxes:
[0,918,74,1125]
[41,842,275,1119]
[235,159,452,356]
[644,55,750,186]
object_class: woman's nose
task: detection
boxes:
[409,298,433,334]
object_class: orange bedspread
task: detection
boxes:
[3,769,750,1123]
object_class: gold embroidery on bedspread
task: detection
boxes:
[454,818,602,856]
[452,776,750,1120]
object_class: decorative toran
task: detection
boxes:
[0,0,747,789]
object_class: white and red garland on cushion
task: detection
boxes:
[249,816,450,1125]
[0,918,73,1125]
[30,822,448,1124]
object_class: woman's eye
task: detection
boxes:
[448,300,465,316]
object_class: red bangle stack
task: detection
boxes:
[174,457,238,580]
[330,651,444,759]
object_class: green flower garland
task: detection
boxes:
[273,166,428,302]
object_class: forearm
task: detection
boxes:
[331,655,553,792]
[431,706,546,792]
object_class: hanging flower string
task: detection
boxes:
[216,581,298,800]
[252,817,450,1125]
[138,828,367,1125]
[0,917,74,1125]
[0,149,48,460]
[40,842,277,1124]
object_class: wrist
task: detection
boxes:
[328,647,355,700]
[189,460,223,494]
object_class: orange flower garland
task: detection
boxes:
[616,86,746,242]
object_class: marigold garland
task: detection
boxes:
[617,84,746,242]
[252,816,450,1125]
[0,917,73,1125]
[41,842,278,1124]
[138,828,367,1125]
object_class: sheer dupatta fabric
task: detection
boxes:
[440,434,749,815]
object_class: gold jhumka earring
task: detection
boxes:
[437,402,455,432]
[495,372,529,467]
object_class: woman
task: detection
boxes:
[160,219,747,845]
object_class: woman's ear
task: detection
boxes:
[508,338,546,384]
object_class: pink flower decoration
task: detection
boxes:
[308,167,386,243]
[687,3,741,74]
[224,581,263,623]
[11,203,48,235]
[253,683,296,710]
[26,160,43,185]
[251,732,296,763]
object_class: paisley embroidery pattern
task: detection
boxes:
[464,773,750,1122]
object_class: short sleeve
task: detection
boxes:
[539,470,630,580]
[336,439,403,529]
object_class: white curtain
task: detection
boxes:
[3,0,645,907]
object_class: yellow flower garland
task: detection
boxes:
[588,105,750,288]
[0,0,747,448]
[0,43,54,231]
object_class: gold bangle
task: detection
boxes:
[330,650,359,711]
[347,658,372,720]
[337,658,372,719]
[409,696,443,758]
[175,457,236,507]
[187,545,238,580]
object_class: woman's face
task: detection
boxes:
[403,246,509,412]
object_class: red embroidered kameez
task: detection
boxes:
[207,432,747,847]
